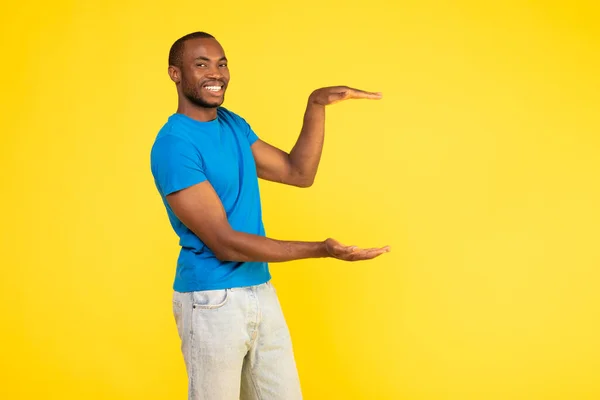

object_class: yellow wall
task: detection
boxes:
[2,0,599,399]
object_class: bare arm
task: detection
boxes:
[166,180,389,263]
[251,86,382,187]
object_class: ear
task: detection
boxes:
[168,66,181,84]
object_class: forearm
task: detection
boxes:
[288,99,326,185]
[215,228,329,263]
[286,85,381,185]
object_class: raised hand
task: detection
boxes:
[324,238,390,262]
[309,86,383,106]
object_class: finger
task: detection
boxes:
[336,246,363,259]
[346,88,383,100]
[352,248,389,260]
[341,245,389,259]
[328,91,349,104]
[335,244,357,256]
[357,246,390,253]
[370,246,391,255]
[358,252,386,261]
[344,245,359,253]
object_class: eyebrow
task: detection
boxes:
[194,56,228,62]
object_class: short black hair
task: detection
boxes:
[168,31,215,68]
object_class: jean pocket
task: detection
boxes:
[191,289,230,310]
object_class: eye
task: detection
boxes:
[219,63,228,68]
[196,63,207,68]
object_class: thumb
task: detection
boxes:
[329,91,348,103]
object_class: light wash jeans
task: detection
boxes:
[172,281,303,399]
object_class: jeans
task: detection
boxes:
[172,281,303,399]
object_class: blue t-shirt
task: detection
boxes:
[150,107,271,292]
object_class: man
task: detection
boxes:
[150,31,390,400]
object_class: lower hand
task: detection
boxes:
[324,238,390,261]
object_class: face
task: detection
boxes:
[173,38,230,108]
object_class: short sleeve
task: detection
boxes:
[222,108,259,145]
[245,124,259,145]
[151,135,207,196]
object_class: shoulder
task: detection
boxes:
[155,115,193,141]
[152,133,186,153]
[152,116,194,149]
[218,107,251,128]
[217,107,258,143]
[151,123,195,165]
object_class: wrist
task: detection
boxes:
[307,92,326,107]
[317,240,331,258]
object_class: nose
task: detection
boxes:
[206,64,223,78]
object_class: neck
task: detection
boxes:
[176,97,218,122]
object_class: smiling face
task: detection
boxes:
[171,37,230,109]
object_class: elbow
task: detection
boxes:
[212,243,240,262]
[213,249,234,262]
[212,247,232,262]
[208,231,237,262]
[295,179,314,188]
[210,231,250,262]
[213,246,248,262]
[288,163,315,188]
[292,173,315,188]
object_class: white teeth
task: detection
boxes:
[205,86,222,91]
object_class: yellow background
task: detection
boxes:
[2,0,599,399]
